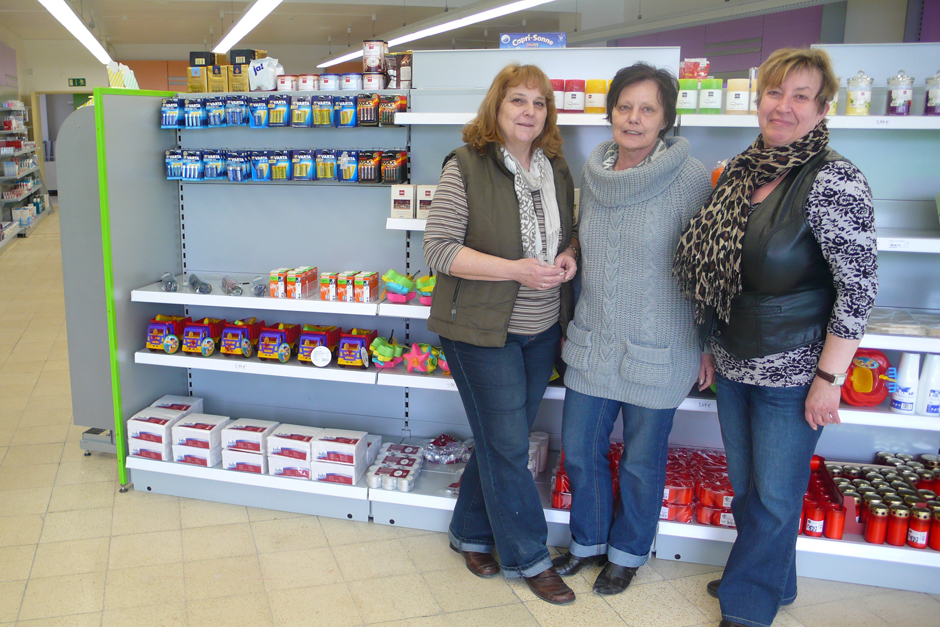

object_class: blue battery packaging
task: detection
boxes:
[226,151,251,182]
[161,98,183,129]
[313,95,335,127]
[249,97,270,128]
[225,96,249,126]
[267,95,290,127]
[205,98,227,128]
[202,150,227,180]
[251,151,273,181]
[181,150,204,180]
[165,149,183,180]
[338,150,359,182]
[183,99,207,129]
[316,149,338,180]
[335,95,357,128]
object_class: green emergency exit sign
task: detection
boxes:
[68,78,86,87]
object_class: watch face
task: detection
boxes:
[834,373,847,386]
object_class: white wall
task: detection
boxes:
[22,40,108,93]
[0,23,26,100]
[844,0,907,43]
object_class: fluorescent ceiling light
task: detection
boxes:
[36,0,111,64]
[214,0,283,54]
[318,0,556,68]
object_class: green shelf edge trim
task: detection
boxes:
[94,87,175,486]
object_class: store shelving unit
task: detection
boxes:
[57,45,940,593]
[0,104,51,238]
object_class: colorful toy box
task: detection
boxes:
[181,318,226,356]
[320,271,338,301]
[257,323,301,362]
[220,318,265,358]
[286,266,318,299]
[145,315,192,354]
[336,271,358,302]
[298,325,341,366]
[354,271,379,303]
[337,328,378,368]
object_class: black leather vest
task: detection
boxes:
[713,148,844,359]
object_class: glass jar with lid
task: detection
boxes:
[886,70,914,116]
[846,71,873,116]
[925,70,940,116]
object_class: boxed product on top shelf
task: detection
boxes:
[866,307,940,337]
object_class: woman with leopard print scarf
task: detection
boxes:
[674,48,877,627]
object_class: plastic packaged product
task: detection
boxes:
[267,94,290,127]
[312,95,335,127]
[381,150,408,184]
[910,311,940,337]
[926,70,940,116]
[698,79,722,114]
[291,150,315,181]
[270,151,291,181]
[676,79,699,114]
[248,96,269,128]
[226,151,251,182]
[890,352,920,414]
[204,97,226,127]
[160,272,178,292]
[725,78,750,114]
[563,79,585,113]
[865,307,928,336]
[915,354,940,416]
[846,71,873,115]
[165,149,183,180]
[251,151,272,181]
[221,276,243,296]
[181,151,203,181]
[356,93,379,126]
[338,150,358,182]
[379,442,424,457]
[188,274,212,294]
[224,96,249,126]
[202,150,226,180]
[316,149,337,181]
[424,434,471,464]
[660,501,693,522]
[183,99,206,129]
[291,95,313,128]
[379,95,400,126]
[374,453,423,470]
[366,465,417,491]
[251,276,267,297]
[161,98,183,128]
[695,502,736,527]
[886,70,914,116]
[357,150,382,183]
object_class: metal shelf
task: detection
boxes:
[16,206,53,238]
[679,114,940,130]
[0,224,21,253]
[0,185,41,205]
[876,228,940,254]
[0,129,28,135]
[395,112,610,126]
[860,332,940,353]
[0,147,37,159]
[0,165,39,182]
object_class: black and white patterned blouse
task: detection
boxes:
[711,160,878,387]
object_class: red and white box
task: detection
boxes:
[222,418,280,453]
[267,424,323,462]
[312,429,367,465]
[222,448,268,474]
[150,394,203,415]
[310,460,363,485]
[415,185,436,220]
[174,444,222,467]
[129,439,171,462]
[366,434,382,465]
[127,407,185,445]
[172,413,231,450]
[268,456,312,479]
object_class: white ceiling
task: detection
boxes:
[0,0,833,62]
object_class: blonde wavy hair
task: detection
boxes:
[756,47,838,113]
[462,64,563,159]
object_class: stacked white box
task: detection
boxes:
[311,429,368,485]
[222,448,268,474]
[365,434,382,466]
[267,424,323,479]
[174,444,222,467]
[127,406,186,461]
[222,418,279,453]
[172,413,231,454]
[309,461,360,485]
[150,394,204,416]
[128,439,172,461]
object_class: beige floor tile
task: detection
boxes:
[18,572,106,620]
[0,514,43,547]
[0,427,14,448]
[0,411,21,430]
[187,592,274,627]
[787,577,892,609]
[334,538,416,582]
[101,603,187,627]
[18,408,72,428]
[770,611,808,627]
[48,481,116,512]
[0,371,40,387]
[788,599,891,627]
[39,507,112,543]
[0,443,63,467]
[184,556,265,601]
[42,360,70,372]
[669,571,725,621]
[400,532,461,573]
[30,382,71,397]
[35,370,69,388]
[180,498,249,528]
[54,457,118,486]
[30,537,110,578]
[14,612,103,627]
[246,506,306,522]
[604,580,708,627]
[182,523,255,561]
[647,557,723,581]
[0,544,33,582]
[0,360,44,375]
[59,444,96,463]
[251,515,328,554]
[347,573,442,623]
[23,395,71,413]
[268,583,363,627]
[523,593,628,627]
[859,589,940,622]
[102,563,185,611]
[0,580,26,623]
[10,425,69,447]
[111,499,180,536]
[108,529,183,570]
[6,342,54,364]
[424,565,519,612]
[319,517,403,546]
[258,546,343,592]
[0,486,50,517]
[369,604,538,627]
[0,463,57,491]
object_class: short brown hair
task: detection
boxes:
[756,47,838,113]
[462,64,563,159]
[606,63,678,139]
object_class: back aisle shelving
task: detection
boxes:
[56,43,940,594]
[0,104,52,242]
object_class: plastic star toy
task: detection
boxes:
[403,343,436,373]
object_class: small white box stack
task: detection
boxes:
[127,406,187,461]
[415,185,436,220]
[221,418,279,474]
[390,184,415,218]
[172,413,231,467]
[151,394,203,415]
[310,429,369,485]
[267,424,323,479]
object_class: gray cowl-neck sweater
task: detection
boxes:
[562,136,711,409]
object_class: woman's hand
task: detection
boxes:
[697,353,715,391]
[515,258,566,290]
[554,247,578,281]
[804,377,842,431]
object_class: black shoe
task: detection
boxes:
[708,578,794,606]
[592,562,638,595]
[551,552,608,576]
[719,621,748,627]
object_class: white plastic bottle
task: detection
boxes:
[891,352,920,414]
[915,354,940,416]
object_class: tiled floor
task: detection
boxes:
[1,212,939,626]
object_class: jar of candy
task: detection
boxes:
[846,71,873,116]
[925,70,940,116]
[886,70,914,116]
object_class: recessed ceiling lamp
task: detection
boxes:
[36,0,111,64]
[318,0,556,68]
[213,0,284,54]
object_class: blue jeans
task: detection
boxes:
[715,375,822,627]
[441,323,560,578]
[562,389,676,568]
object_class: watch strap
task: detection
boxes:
[815,367,845,385]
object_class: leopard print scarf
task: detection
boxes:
[673,121,830,324]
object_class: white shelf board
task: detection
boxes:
[395,112,610,126]
[386,218,427,231]
[860,333,940,353]
[377,368,457,391]
[376,301,431,319]
[135,350,378,384]
[0,185,40,205]
[126,455,368,500]
[0,147,37,159]
[367,469,461,509]
[876,228,940,254]
[0,129,27,135]
[0,107,26,112]
[679,114,760,128]
[679,114,940,130]
[0,165,38,181]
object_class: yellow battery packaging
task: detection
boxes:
[291,96,313,128]
[357,93,380,127]
[313,96,334,127]
[357,150,383,183]
[292,150,315,181]
[267,95,290,127]
[335,96,357,127]
[338,150,358,182]
[316,149,338,181]
[271,151,291,181]
[381,150,408,184]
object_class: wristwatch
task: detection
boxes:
[815,367,847,386]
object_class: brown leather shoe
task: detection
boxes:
[524,567,576,605]
[450,542,500,578]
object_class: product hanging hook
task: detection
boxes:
[444,0,449,12]
[637,0,642,20]
[372,13,376,37]
[328,35,332,55]
[403,0,407,27]
[347,26,351,47]
[574,0,579,31]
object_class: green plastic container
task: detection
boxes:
[676,79,699,114]
[699,79,723,114]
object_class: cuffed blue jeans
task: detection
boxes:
[715,375,822,627]
[561,388,676,568]
[441,323,560,578]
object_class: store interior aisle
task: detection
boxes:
[1,212,939,627]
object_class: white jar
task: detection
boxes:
[846,71,873,116]
[890,352,920,414]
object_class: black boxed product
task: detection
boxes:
[230,48,266,65]
[358,150,383,183]
[190,52,224,67]
[381,150,408,184]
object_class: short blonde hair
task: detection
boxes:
[462,64,563,159]
[756,48,838,113]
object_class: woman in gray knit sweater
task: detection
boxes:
[552,63,714,595]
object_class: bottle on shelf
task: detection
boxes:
[886,70,914,116]
[915,354,940,416]
[890,352,920,414]
[846,71,873,116]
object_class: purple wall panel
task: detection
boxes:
[761,6,823,62]
[922,0,940,42]
[705,16,764,43]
